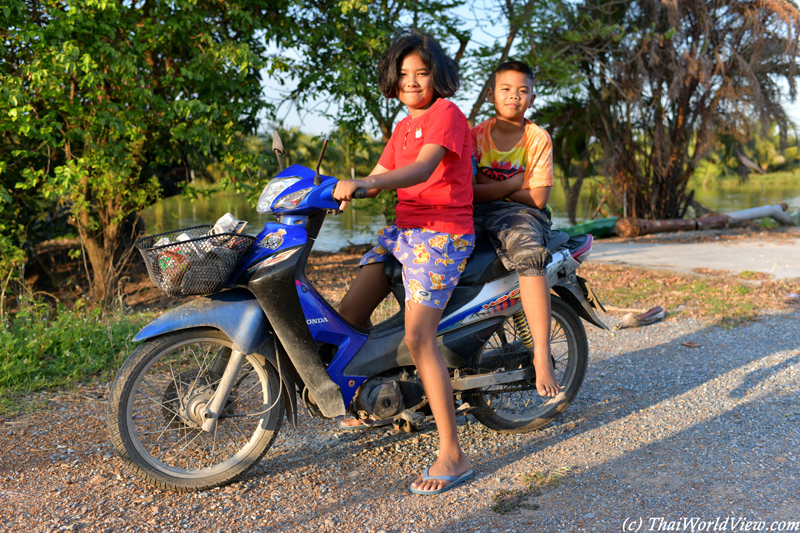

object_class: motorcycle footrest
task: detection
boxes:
[450,366,536,391]
[397,408,426,426]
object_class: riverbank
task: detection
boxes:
[590,226,800,280]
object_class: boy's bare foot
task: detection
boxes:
[533,351,560,397]
[410,453,471,494]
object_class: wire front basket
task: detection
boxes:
[136,226,256,296]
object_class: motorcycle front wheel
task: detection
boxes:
[107,328,284,492]
[469,296,588,433]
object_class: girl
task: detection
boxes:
[333,30,474,496]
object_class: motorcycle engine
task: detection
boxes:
[356,377,404,420]
[354,373,425,421]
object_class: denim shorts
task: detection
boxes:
[360,226,475,309]
[474,201,552,277]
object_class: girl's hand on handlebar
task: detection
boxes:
[333,179,368,210]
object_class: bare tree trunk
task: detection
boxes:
[77,223,110,305]
[74,173,129,309]
[566,163,586,225]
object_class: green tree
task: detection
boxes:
[1,0,276,307]
[271,0,566,137]
[537,0,800,221]
[271,0,470,144]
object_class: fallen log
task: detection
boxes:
[726,203,796,226]
[614,202,797,238]
[695,213,732,230]
[615,214,731,237]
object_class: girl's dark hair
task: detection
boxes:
[377,29,460,99]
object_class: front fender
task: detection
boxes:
[133,289,271,354]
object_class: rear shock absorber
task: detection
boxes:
[513,311,535,354]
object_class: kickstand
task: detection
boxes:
[457,401,475,441]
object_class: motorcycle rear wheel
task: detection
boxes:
[107,328,283,492]
[469,296,588,433]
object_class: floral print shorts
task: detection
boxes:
[359,226,475,309]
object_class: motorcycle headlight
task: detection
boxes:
[272,188,313,210]
[256,178,301,213]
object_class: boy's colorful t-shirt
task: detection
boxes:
[471,117,553,190]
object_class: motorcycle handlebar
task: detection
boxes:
[328,181,368,204]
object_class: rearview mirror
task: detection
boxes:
[272,131,285,154]
[272,131,285,170]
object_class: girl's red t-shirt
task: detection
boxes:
[378,98,474,235]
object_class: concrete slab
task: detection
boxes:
[589,235,800,280]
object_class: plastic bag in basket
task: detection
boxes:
[157,249,191,286]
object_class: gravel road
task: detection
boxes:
[1,309,799,533]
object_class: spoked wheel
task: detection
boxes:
[107,328,284,492]
[469,296,588,433]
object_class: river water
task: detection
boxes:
[140,174,799,253]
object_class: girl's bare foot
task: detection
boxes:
[410,453,471,493]
[338,417,392,430]
[533,351,560,397]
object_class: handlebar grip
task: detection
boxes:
[353,188,368,199]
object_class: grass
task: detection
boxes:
[739,270,771,280]
[491,466,573,514]
[579,262,798,327]
[372,294,402,324]
[0,296,154,415]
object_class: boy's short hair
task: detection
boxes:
[490,61,534,89]
[378,29,460,99]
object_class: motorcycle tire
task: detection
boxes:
[469,295,588,434]
[107,328,284,492]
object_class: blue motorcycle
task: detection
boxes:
[107,134,608,492]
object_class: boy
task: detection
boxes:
[471,61,560,397]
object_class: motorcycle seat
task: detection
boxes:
[549,230,570,251]
[380,234,503,289]
[381,230,571,289]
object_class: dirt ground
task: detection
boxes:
[1,308,797,533]
[2,225,798,532]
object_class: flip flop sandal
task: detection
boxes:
[409,467,474,495]
[616,306,666,329]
